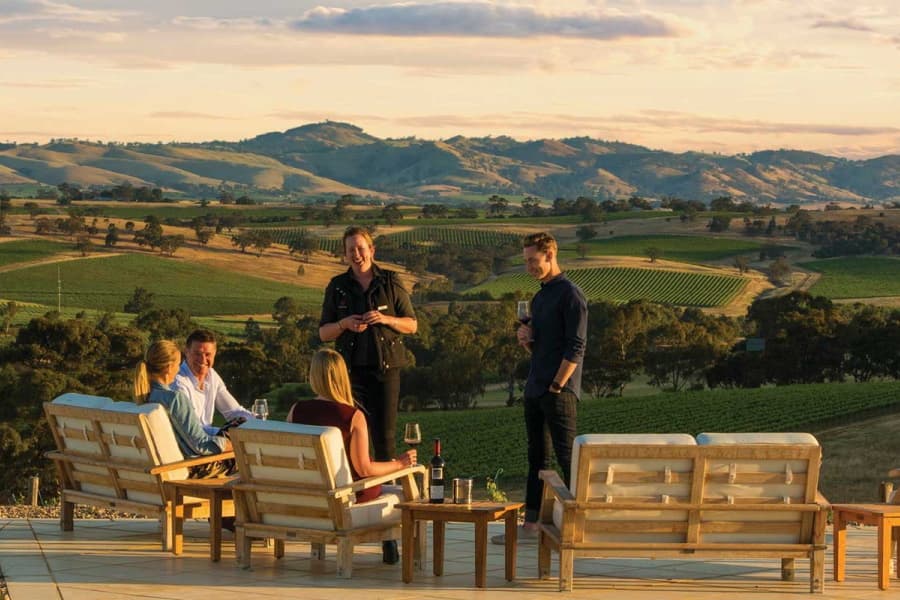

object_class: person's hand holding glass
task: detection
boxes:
[403,422,421,466]
[516,300,533,348]
[252,398,269,420]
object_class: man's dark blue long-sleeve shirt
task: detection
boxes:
[524,273,588,400]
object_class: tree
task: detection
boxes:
[0,301,17,334]
[708,216,731,232]
[487,195,508,217]
[575,243,589,259]
[575,225,597,242]
[251,230,273,257]
[231,231,254,253]
[288,230,319,263]
[382,203,403,226]
[124,287,155,314]
[194,227,213,245]
[159,234,185,256]
[135,308,197,341]
[74,234,93,256]
[733,256,749,274]
[769,257,791,285]
[104,225,119,247]
[272,296,301,325]
[644,246,662,263]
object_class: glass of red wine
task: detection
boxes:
[517,301,531,325]
[403,422,421,465]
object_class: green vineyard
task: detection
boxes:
[397,380,900,483]
[468,267,748,307]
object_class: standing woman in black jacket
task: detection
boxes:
[319,226,417,463]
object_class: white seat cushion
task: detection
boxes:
[696,432,819,445]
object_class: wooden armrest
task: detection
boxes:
[332,465,427,500]
[147,451,235,475]
[888,468,900,478]
[540,469,575,502]
[815,490,831,508]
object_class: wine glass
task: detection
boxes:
[516,301,531,325]
[403,422,421,465]
[252,398,269,420]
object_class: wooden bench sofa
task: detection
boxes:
[537,432,828,592]
[44,393,235,550]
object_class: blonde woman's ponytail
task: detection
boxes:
[134,361,150,404]
[134,339,181,404]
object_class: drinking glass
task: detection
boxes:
[252,398,269,420]
[516,301,531,325]
[403,422,421,465]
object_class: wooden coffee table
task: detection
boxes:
[397,500,524,588]
[165,477,236,562]
[833,503,900,590]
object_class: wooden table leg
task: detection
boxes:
[474,517,487,588]
[833,510,846,582]
[402,509,414,583]
[504,509,517,581]
[210,490,222,562]
[894,524,900,579]
[414,518,426,571]
[433,520,445,576]
[170,486,184,556]
[878,516,890,590]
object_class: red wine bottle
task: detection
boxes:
[429,438,445,504]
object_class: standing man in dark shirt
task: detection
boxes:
[494,231,587,544]
[319,226,418,462]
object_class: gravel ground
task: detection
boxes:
[0,504,146,520]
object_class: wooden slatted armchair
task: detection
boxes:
[44,393,235,550]
[230,419,425,578]
[537,432,829,592]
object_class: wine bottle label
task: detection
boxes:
[430,485,444,499]
[431,467,443,480]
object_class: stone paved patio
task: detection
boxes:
[0,518,894,599]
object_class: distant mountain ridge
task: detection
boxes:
[1,121,897,204]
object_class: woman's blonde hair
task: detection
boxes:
[309,348,356,407]
[134,340,181,404]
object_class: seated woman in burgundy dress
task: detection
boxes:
[287,348,416,504]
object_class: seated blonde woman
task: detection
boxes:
[287,348,415,564]
[134,339,232,479]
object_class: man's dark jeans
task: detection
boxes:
[523,390,577,522]
[350,367,400,461]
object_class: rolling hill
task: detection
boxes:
[1,121,898,204]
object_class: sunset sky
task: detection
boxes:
[1,0,898,158]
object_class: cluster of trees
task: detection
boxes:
[375,234,519,285]
[0,191,11,235]
[3,288,900,502]
[786,212,900,257]
[56,182,166,204]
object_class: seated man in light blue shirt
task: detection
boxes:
[173,329,254,435]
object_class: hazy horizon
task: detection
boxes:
[1,1,898,159]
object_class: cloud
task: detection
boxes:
[811,17,876,32]
[150,111,242,121]
[0,78,90,89]
[289,2,680,39]
[0,0,125,25]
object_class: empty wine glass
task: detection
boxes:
[252,398,269,420]
[403,422,421,465]
[516,301,531,325]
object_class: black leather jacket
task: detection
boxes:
[320,265,415,372]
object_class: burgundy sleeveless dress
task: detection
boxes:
[287,398,382,503]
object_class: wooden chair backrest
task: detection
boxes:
[230,422,351,531]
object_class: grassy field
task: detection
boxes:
[395,380,900,503]
[561,234,786,263]
[467,267,747,307]
[801,256,900,298]
[0,239,70,267]
[0,253,324,316]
